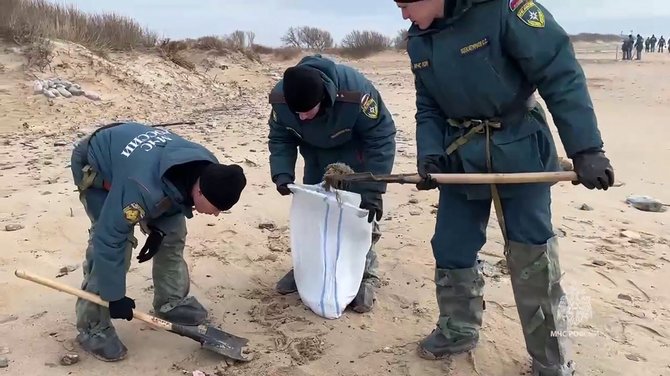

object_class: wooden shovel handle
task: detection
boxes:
[14,269,174,331]
[428,171,578,184]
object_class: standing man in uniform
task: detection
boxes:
[636,34,645,60]
[658,36,665,53]
[70,122,247,361]
[267,54,397,313]
[393,1,615,375]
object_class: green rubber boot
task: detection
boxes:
[506,236,575,376]
[418,265,485,359]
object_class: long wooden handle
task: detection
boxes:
[14,269,174,331]
[429,171,578,184]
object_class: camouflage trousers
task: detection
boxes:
[76,187,194,337]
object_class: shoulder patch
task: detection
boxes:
[335,91,361,104]
[515,1,545,28]
[268,91,285,104]
[508,0,524,11]
[360,93,379,119]
[123,202,145,225]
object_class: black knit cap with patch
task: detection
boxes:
[199,164,246,211]
[282,66,325,113]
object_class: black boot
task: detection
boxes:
[77,328,128,362]
[156,297,208,326]
[276,269,298,295]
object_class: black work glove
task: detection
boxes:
[274,174,293,196]
[108,296,135,321]
[137,226,165,263]
[416,155,443,191]
[360,193,383,223]
[571,151,615,190]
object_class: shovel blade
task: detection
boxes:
[201,326,253,362]
[171,324,253,362]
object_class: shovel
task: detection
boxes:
[14,270,253,362]
[325,170,578,187]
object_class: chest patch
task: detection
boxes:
[411,60,430,72]
[460,38,490,55]
[360,93,379,119]
[515,1,545,28]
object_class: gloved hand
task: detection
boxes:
[571,151,615,190]
[109,296,135,321]
[360,193,383,223]
[416,155,443,191]
[274,174,293,196]
[137,226,165,263]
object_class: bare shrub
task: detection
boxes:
[281,26,333,50]
[226,30,247,50]
[339,30,391,59]
[0,0,158,50]
[393,29,408,50]
[158,39,194,70]
[24,37,54,71]
[252,44,274,54]
[273,47,302,61]
[246,31,256,47]
[195,36,227,51]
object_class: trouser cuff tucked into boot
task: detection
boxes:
[418,265,485,359]
[77,326,127,362]
[155,296,208,326]
[506,236,574,376]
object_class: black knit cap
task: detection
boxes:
[199,164,246,211]
[282,66,325,113]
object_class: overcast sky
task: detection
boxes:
[46,0,670,46]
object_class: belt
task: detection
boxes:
[444,116,511,253]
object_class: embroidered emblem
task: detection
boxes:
[516,1,545,28]
[360,93,379,119]
[460,37,490,55]
[122,202,145,224]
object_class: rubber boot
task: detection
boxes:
[506,236,575,376]
[276,269,298,295]
[418,265,485,359]
[156,296,208,326]
[349,277,378,313]
[77,327,127,362]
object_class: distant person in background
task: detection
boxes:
[658,36,665,52]
[628,34,635,59]
[636,34,644,60]
[650,34,657,52]
[645,37,650,52]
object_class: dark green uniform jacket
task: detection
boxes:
[76,122,218,301]
[407,0,604,199]
[268,55,397,195]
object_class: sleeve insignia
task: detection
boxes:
[361,93,379,119]
[123,203,145,225]
[516,1,546,28]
